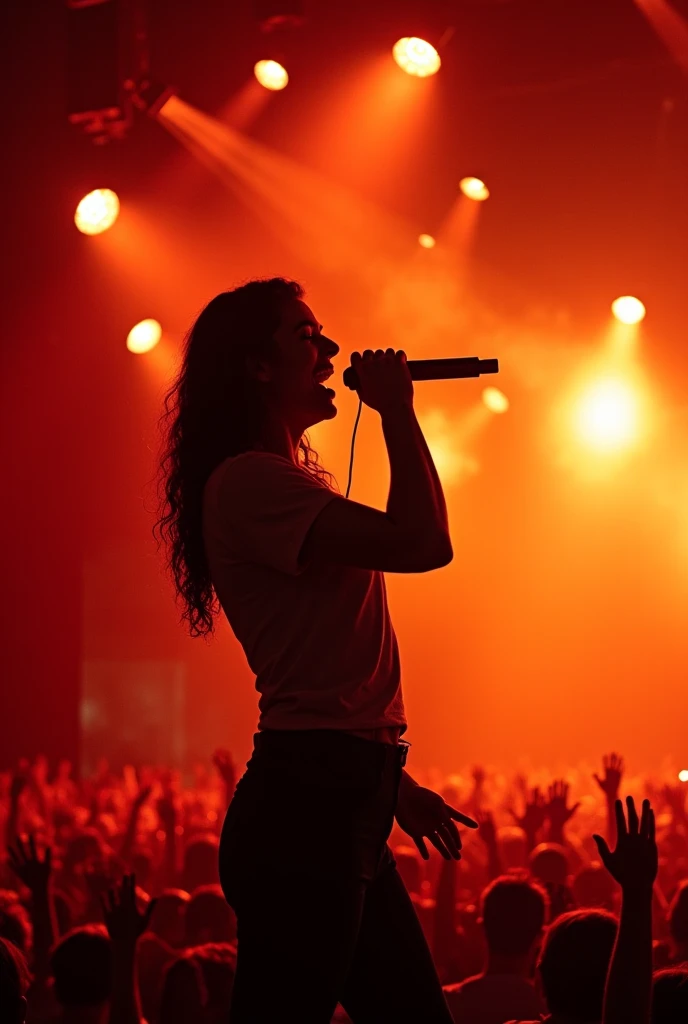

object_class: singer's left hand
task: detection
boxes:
[395,772,478,860]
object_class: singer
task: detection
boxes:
[156,277,477,1023]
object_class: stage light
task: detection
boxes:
[392,37,441,78]
[573,377,640,451]
[679,769,688,783]
[483,387,509,414]
[418,233,436,249]
[127,319,162,354]
[254,60,289,91]
[459,177,490,202]
[74,188,120,235]
[611,295,646,326]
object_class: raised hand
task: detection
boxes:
[544,780,580,841]
[593,796,657,893]
[475,808,497,848]
[510,786,547,847]
[8,835,52,894]
[101,874,156,946]
[396,775,478,861]
[594,753,624,803]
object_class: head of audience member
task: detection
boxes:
[572,864,617,912]
[537,909,617,1024]
[668,879,688,962]
[394,846,422,896]
[61,830,108,881]
[188,944,237,1024]
[159,953,206,1024]
[0,893,32,958]
[651,967,688,1023]
[149,889,190,948]
[50,925,112,1023]
[481,875,548,974]
[0,938,30,1024]
[530,844,574,921]
[185,885,236,946]
[181,837,220,894]
[497,826,528,870]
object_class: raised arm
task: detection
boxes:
[8,835,57,996]
[300,349,452,573]
[102,874,156,1024]
[593,796,657,1024]
[594,753,624,845]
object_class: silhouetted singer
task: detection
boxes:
[157,277,478,1023]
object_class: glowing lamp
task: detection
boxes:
[127,319,162,354]
[392,37,441,78]
[611,296,646,326]
[74,189,120,235]
[418,233,436,249]
[679,770,688,783]
[574,378,639,451]
[483,387,509,414]
[254,60,289,91]
[459,177,490,202]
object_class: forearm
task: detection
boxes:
[109,945,143,1024]
[603,891,653,1024]
[29,890,58,984]
[381,406,449,542]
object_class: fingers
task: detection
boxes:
[639,798,651,838]
[626,795,639,834]
[592,833,612,871]
[649,807,655,843]
[414,836,430,860]
[427,832,453,860]
[438,822,462,859]
[614,798,627,838]
[28,834,37,862]
[448,806,479,829]
[143,898,158,930]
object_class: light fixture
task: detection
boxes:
[74,189,120,235]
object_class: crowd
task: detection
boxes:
[1,749,687,1023]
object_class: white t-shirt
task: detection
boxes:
[202,452,406,733]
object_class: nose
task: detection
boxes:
[320,334,339,359]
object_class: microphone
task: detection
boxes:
[343,356,499,391]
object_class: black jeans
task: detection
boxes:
[219,729,453,1023]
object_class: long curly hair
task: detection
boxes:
[155,278,334,638]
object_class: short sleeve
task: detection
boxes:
[215,453,338,575]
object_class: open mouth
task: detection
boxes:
[313,366,335,396]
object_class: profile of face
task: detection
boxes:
[254,298,340,433]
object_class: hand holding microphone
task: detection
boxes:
[350,349,414,415]
[344,354,499,391]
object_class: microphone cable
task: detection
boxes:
[345,397,363,499]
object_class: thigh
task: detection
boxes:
[229,875,367,1024]
[341,859,454,1024]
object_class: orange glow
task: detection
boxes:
[611,295,646,325]
[483,387,509,414]
[127,319,162,354]
[573,377,641,451]
[418,233,436,249]
[392,37,441,77]
[254,60,289,91]
[74,189,120,235]
[459,177,490,202]
[679,770,688,782]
